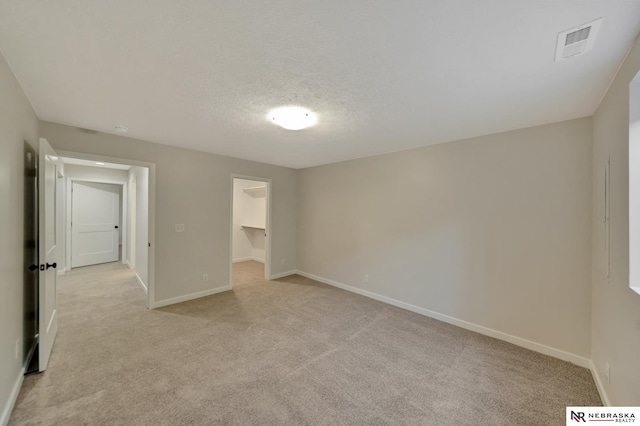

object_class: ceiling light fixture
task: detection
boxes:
[269,106,317,130]
[114,125,128,133]
[95,162,105,165]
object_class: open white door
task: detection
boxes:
[71,182,120,268]
[38,138,59,371]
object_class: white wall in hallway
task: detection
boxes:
[55,159,65,270]
[127,174,137,268]
[63,164,128,182]
[128,166,149,287]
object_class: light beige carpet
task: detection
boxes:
[10,261,601,425]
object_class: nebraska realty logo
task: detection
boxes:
[567,407,639,424]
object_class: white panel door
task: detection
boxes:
[71,182,120,268]
[39,138,58,371]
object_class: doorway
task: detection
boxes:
[29,141,156,378]
[57,154,152,307]
[230,176,271,287]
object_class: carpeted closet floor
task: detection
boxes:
[10,260,600,425]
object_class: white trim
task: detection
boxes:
[232,256,264,264]
[1,367,25,426]
[295,270,592,369]
[269,270,297,280]
[135,272,147,294]
[150,285,232,309]
[57,270,65,276]
[590,361,611,406]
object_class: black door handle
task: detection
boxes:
[46,262,57,270]
[115,225,119,229]
[28,264,38,272]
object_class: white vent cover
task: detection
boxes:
[555,18,602,62]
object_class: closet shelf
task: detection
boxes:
[242,186,266,194]
[241,225,265,231]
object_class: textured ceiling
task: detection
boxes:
[1,1,639,168]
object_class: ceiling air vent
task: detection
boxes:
[555,18,602,62]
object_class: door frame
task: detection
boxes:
[229,174,272,286]
[66,179,126,270]
[57,150,156,309]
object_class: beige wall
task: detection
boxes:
[39,121,297,303]
[592,34,640,405]
[297,118,593,359]
[0,54,39,422]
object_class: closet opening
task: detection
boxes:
[230,176,271,288]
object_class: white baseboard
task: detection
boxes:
[269,270,297,280]
[150,285,232,309]
[233,257,264,264]
[135,272,147,294]
[590,361,611,406]
[1,367,25,426]
[57,269,65,276]
[295,270,591,369]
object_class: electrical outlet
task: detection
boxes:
[605,362,611,384]
[15,339,20,360]
[175,224,185,233]
[203,273,208,282]
[281,258,286,266]
[364,274,369,283]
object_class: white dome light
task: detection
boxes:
[269,106,317,130]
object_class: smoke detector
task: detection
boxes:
[555,18,602,62]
